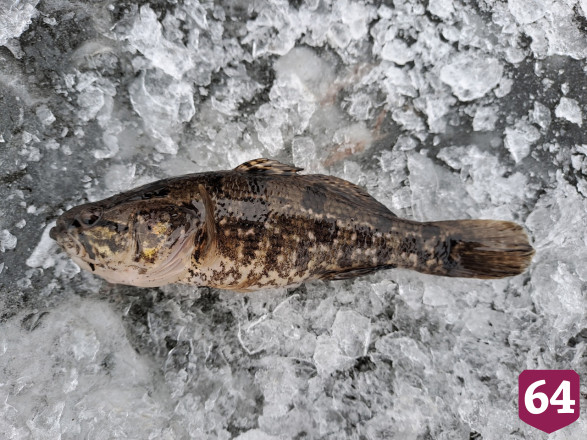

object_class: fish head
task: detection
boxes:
[51,198,204,287]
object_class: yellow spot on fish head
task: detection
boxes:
[151,222,169,235]
[140,247,159,262]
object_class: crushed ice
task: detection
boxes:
[1,0,586,438]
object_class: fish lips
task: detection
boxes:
[49,218,68,242]
[50,218,79,254]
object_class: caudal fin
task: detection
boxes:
[431,220,534,279]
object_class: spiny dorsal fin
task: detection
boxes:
[234,158,303,175]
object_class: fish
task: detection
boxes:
[50,158,535,291]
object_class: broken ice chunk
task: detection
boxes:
[313,310,371,375]
[0,0,38,46]
[331,310,371,358]
[26,402,65,440]
[508,0,548,25]
[530,101,551,130]
[234,430,281,440]
[504,120,540,162]
[103,164,137,194]
[328,23,352,48]
[77,84,106,123]
[274,47,334,101]
[428,0,455,19]
[473,106,498,132]
[129,69,195,154]
[555,97,583,127]
[254,104,286,155]
[338,0,374,40]
[127,5,194,79]
[292,137,320,172]
[35,104,56,126]
[313,334,354,375]
[26,223,57,268]
[543,7,587,60]
[375,335,431,370]
[347,92,372,120]
[0,229,17,252]
[440,54,503,101]
[414,95,453,134]
[381,39,415,65]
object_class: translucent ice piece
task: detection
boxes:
[440,54,503,101]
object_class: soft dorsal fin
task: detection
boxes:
[234,158,303,175]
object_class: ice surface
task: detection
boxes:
[2,0,586,439]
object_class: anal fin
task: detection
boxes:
[320,265,395,281]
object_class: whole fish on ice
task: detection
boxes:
[50,159,534,291]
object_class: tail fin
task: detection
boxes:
[431,220,534,279]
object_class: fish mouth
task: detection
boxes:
[49,217,69,242]
[51,226,85,258]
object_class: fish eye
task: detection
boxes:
[78,208,103,227]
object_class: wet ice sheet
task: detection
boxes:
[1,0,586,439]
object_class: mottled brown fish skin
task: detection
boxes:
[50,159,534,290]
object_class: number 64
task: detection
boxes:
[525,380,576,414]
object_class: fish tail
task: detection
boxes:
[421,220,535,279]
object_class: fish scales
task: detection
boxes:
[196,171,418,290]
[50,159,535,290]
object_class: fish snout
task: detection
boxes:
[51,206,103,240]
[50,215,71,241]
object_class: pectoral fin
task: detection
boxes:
[192,184,217,263]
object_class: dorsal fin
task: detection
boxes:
[234,158,303,175]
